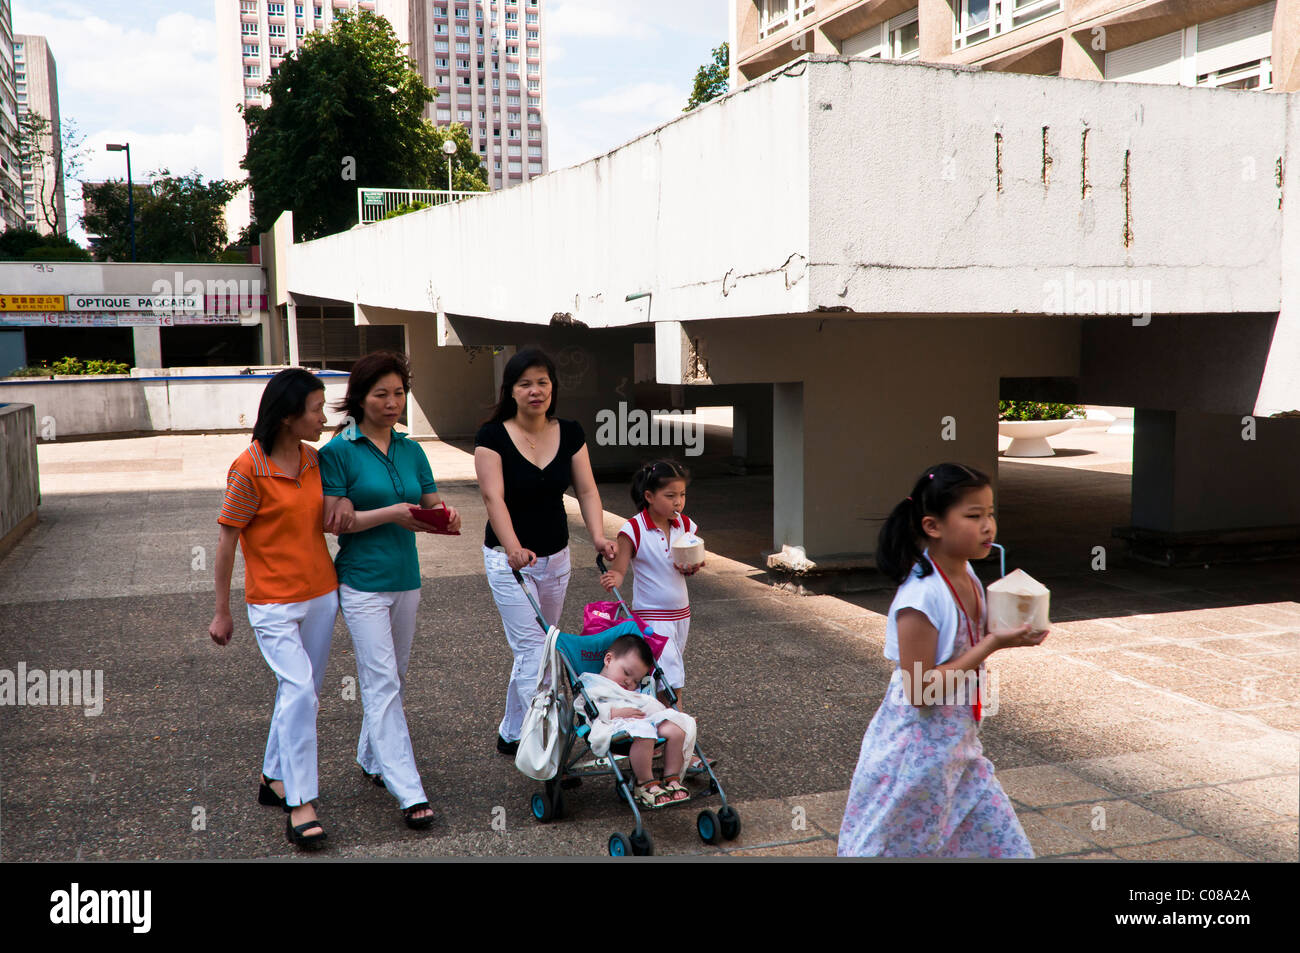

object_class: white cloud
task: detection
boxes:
[575,81,682,116]
[547,80,688,170]
[548,0,652,39]
[13,9,220,137]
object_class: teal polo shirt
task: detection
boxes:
[317,429,439,592]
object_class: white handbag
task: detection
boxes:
[515,625,564,780]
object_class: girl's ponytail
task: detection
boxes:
[875,497,923,584]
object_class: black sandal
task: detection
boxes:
[285,816,327,849]
[360,768,384,788]
[402,802,435,830]
[258,774,286,809]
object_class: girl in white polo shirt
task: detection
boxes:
[599,461,703,713]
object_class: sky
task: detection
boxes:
[13,0,729,245]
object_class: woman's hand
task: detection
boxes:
[443,504,462,534]
[674,560,704,576]
[209,611,234,646]
[508,547,537,570]
[594,536,617,563]
[390,503,433,533]
[988,623,1049,650]
[600,569,625,592]
[324,497,355,534]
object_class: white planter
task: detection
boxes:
[998,419,1079,457]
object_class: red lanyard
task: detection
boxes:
[927,555,983,722]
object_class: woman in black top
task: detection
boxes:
[474,348,616,753]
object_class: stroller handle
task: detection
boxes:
[596,554,608,573]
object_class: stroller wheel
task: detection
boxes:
[530,789,556,823]
[718,805,742,841]
[608,832,632,857]
[696,809,721,845]
[630,828,654,856]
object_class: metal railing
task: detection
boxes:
[356,187,480,225]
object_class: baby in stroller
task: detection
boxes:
[578,634,699,809]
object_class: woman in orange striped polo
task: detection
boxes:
[209,368,340,850]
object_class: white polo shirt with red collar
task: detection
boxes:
[617,509,699,622]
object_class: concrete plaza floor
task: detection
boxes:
[0,420,1295,860]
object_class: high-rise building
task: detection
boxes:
[734,1,1293,93]
[14,35,66,237]
[0,0,25,230]
[217,0,549,241]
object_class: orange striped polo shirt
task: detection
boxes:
[218,441,337,605]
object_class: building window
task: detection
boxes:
[528,146,542,157]
[844,7,920,60]
[526,12,537,25]
[529,162,542,174]
[435,56,449,67]
[243,43,261,56]
[758,0,815,40]
[244,64,261,77]
[295,3,304,16]
[527,78,539,90]
[296,25,305,37]
[954,0,1061,50]
[242,22,259,34]
[437,108,452,121]
[241,0,258,12]
[268,2,285,15]
[1104,1,1275,90]
[268,23,285,35]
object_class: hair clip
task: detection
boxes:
[927,473,934,479]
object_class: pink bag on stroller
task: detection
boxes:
[581,600,669,660]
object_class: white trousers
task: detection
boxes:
[248,589,338,807]
[339,585,426,809]
[646,617,690,690]
[483,545,571,742]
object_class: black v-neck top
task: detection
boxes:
[475,418,586,556]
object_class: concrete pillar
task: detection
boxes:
[773,382,805,551]
[919,0,954,61]
[1271,0,1300,92]
[286,298,300,367]
[404,315,498,439]
[1131,409,1300,533]
[132,327,163,369]
[1061,31,1106,81]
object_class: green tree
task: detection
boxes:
[0,227,91,261]
[684,42,729,112]
[241,9,486,241]
[80,170,242,262]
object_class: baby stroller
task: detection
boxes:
[510,557,740,856]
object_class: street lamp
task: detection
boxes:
[105,142,135,261]
[442,138,457,192]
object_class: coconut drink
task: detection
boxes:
[986,568,1050,634]
[672,533,705,569]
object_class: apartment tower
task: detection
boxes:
[217,0,549,241]
[14,35,66,236]
[734,1,1295,93]
[0,0,24,230]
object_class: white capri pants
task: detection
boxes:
[483,545,571,742]
[645,617,690,690]
[248,589,338,808]
[339,584,425,809]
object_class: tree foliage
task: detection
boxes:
[80,170,242,262]
[0,227,90,261]
[241,9,486,241]
[684,42,729,112]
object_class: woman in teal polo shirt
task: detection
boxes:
[318,351,460,830]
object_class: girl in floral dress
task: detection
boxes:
[838,462,1048,857]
